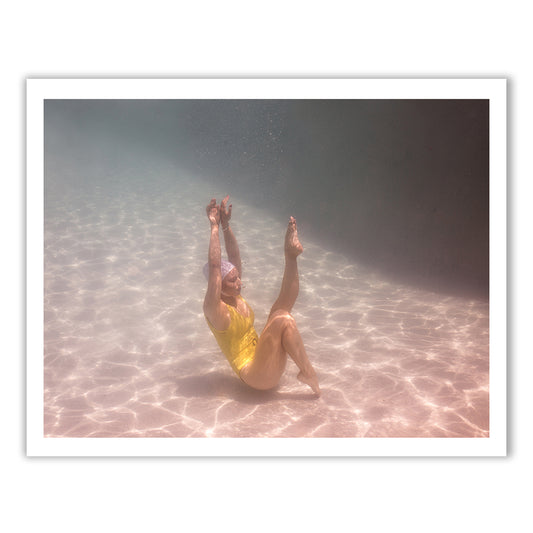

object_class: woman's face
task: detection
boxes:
[221,268,242,296]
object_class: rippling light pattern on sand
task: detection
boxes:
[44,171,489,438]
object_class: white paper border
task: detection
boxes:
[26,78,507,456]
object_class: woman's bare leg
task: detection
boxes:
[280,315,320,394]
[240,217,320,396]
[240,311,320,395]
[268,216,303,318]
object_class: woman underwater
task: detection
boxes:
[203,196,321,396]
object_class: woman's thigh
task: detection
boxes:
[239,311,292,389]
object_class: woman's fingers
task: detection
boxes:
[221,196,230,215]
[207,198,231,221]
[206,199,221,225]
[220,195,232,221]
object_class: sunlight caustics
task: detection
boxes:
[44,166,489,438]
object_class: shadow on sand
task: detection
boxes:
[174,371,318,404]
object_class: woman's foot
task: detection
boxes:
[297,371,321,397]
[285,216,304,258]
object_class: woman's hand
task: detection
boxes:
[206,198,220,228]
[220,195,232,228]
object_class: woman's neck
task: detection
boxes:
[221,294,239,307]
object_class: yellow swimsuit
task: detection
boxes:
[205,296,258,377]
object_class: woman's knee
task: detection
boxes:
[266,312,299,345]
[267,309,296,327]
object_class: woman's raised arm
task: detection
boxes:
[203,199,230,330]
[220,195,242,279]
